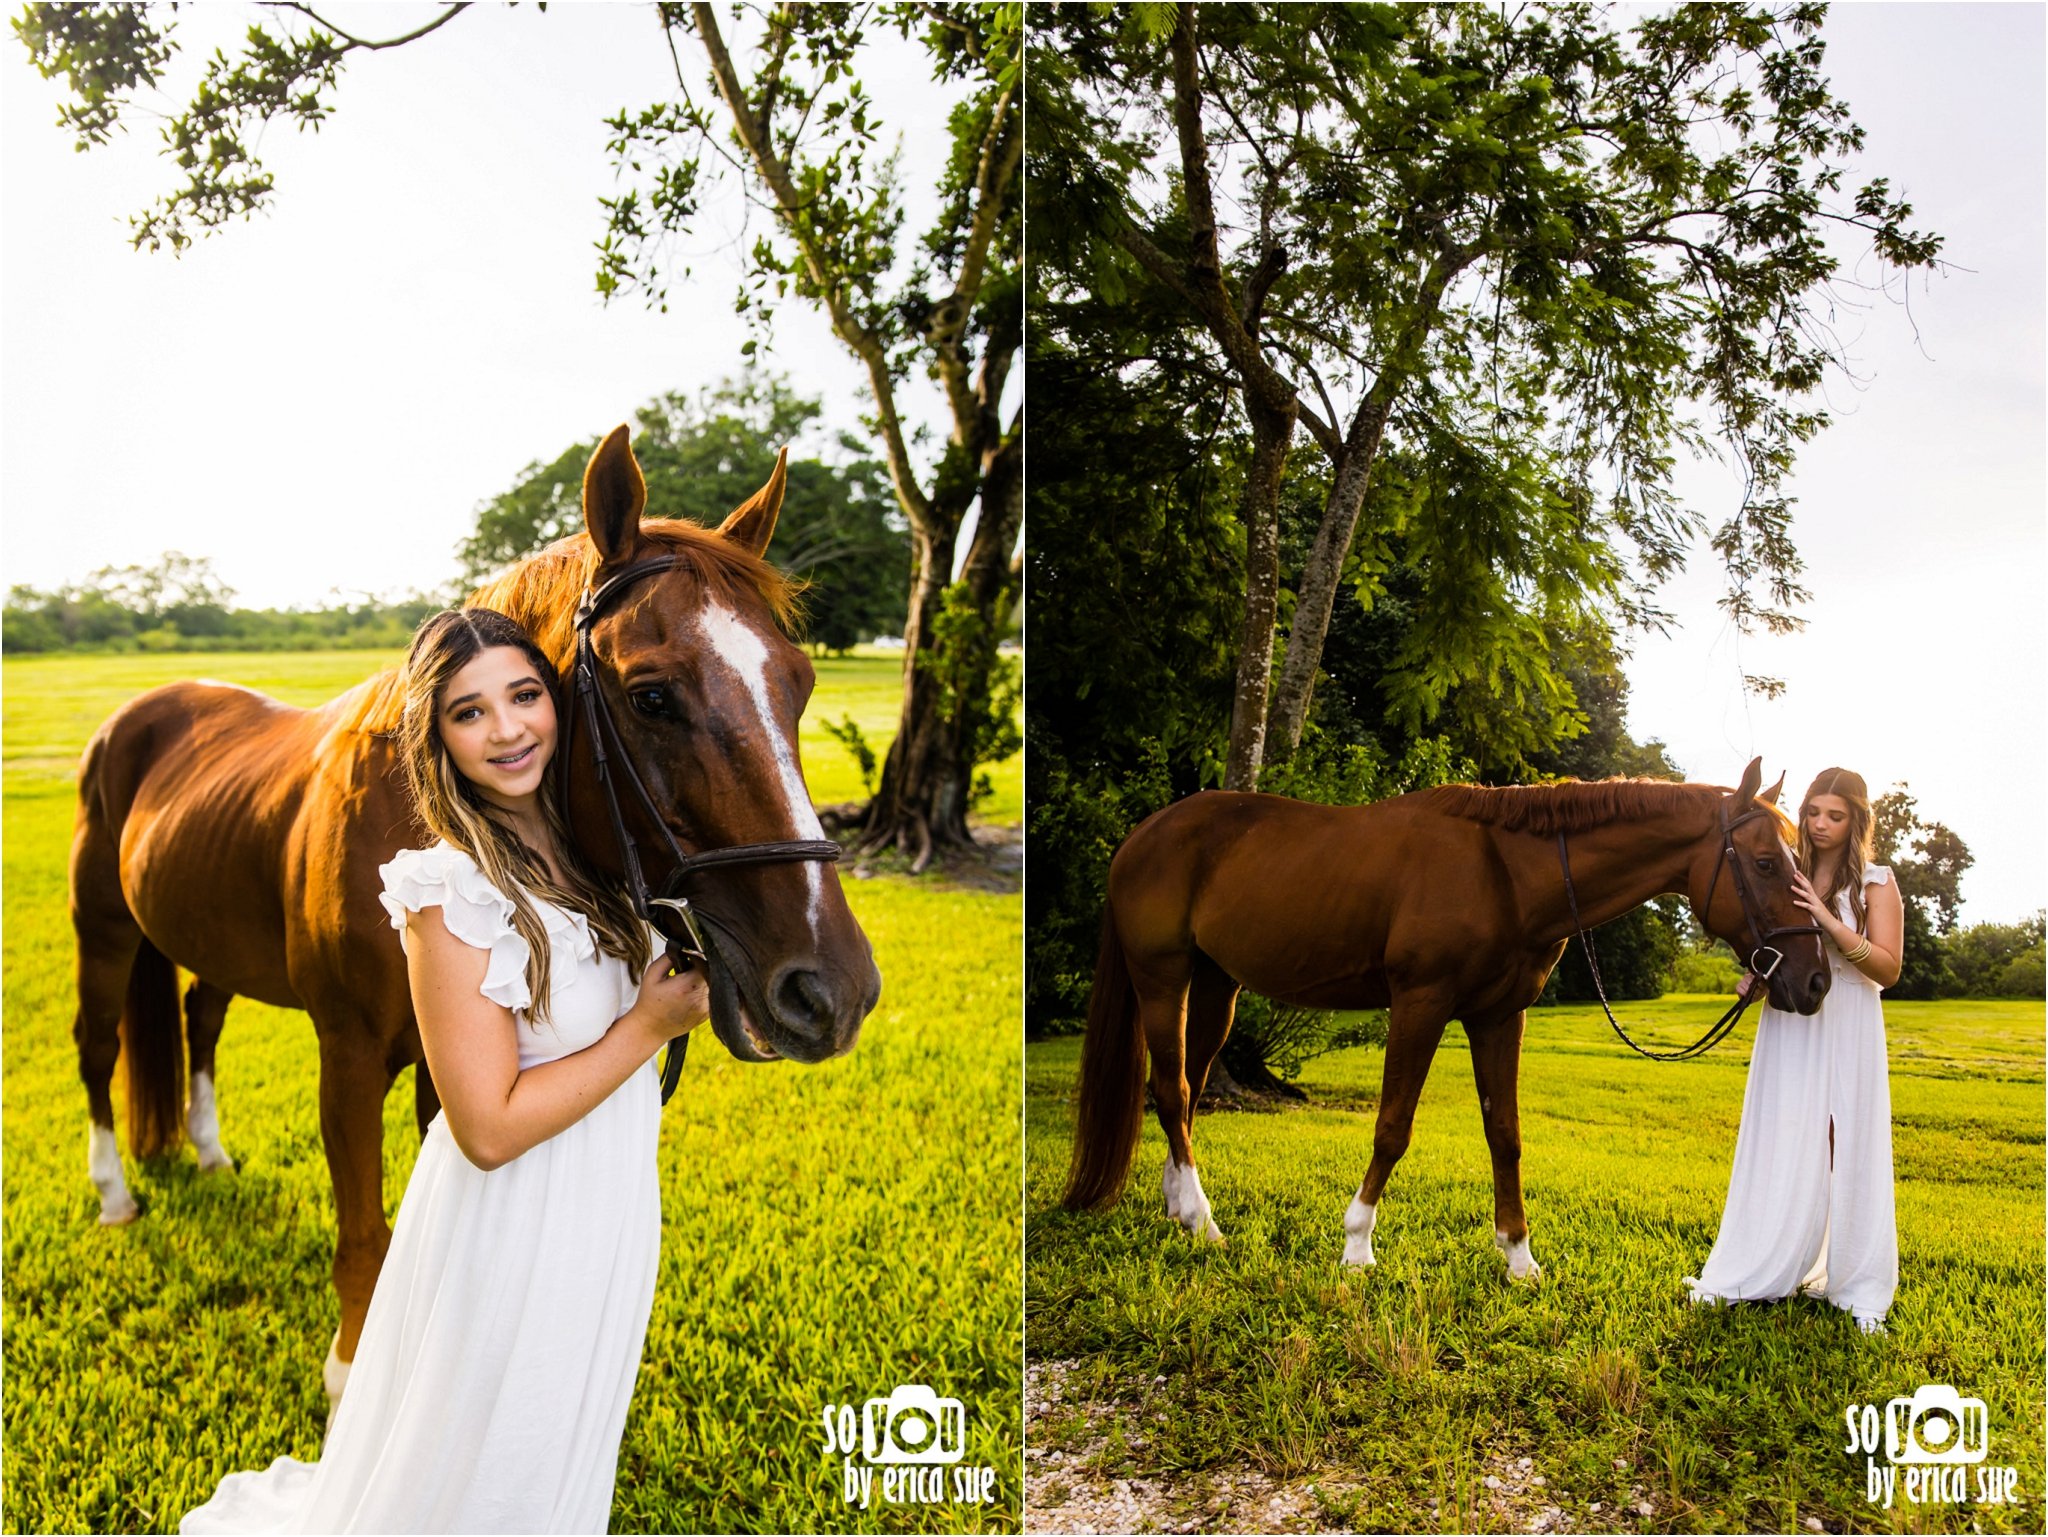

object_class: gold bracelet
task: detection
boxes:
[1843,936,1873,965]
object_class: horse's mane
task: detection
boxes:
[1425,777,1787,837]
[343,521,802,735]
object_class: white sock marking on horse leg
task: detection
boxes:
[324,1330,353,1415]
[697,601,827,936]
[89,1122,138,1225]
[1342,1191,1378,1267]
[1496,1229,1542,1280]
[1163,1158,1223,1242]
[186,1069,235,1173]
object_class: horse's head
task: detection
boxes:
[1693,757,1831,1015]
[561,425,880,1063]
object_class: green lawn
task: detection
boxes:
[2,651,1022,1534]
[0,644,1021,827]
[1026,998,2045,1534]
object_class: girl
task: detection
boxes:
[183,607,707,1533]
[1684,767,1903,1335]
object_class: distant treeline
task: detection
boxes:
[3,576,447,655]
[5,375,913,658]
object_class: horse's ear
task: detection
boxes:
[1733,757,1764,806]
[583,425,646,566]
[1758,771,1786,807]
[718,446,788,559]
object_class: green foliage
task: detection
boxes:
[1032,0,1945,716]
[1025,999,2046,1534]
[821,714,879,801]
[3,554,446,654]
[458,374,910,652]
[1942,914,2047,999]
[1874,785,1975,1000]
[2,648,1021,1533]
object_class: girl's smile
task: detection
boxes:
[440,645,558,811]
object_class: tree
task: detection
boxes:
[1032,2,1943,789]
[459,376,909,652]
[12,0,1021,867]
[1873,784,1973,1000]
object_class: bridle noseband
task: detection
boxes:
[559,553,842,1101]
[1556,798,1824,1062]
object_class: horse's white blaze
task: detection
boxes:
[1496,1229,1541,1280]
[89,1122,138,1225]
[187,1070,234,1173]
[697,601,825,935]
[1342,1192,1378,1267]
[1162,1159,1222,1241]
[324,1330,352,1413]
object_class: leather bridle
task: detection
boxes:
[1557,798,1825,1062]
[558,554,842,1101]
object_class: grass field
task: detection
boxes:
[2,650,1022,1535]
[1026,999,2044,1534]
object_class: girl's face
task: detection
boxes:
[438,645,557,810]
[1804,793,1852,853]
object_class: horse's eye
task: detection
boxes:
[630,687,670,719]
[1758,858,1776,876]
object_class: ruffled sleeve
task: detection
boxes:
[1864,864,1892,888]
[378,844,533,1013]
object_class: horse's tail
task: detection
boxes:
[1062,902,1147,1211]
[120,938,187,1160]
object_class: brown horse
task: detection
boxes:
[1061,759,1825,1278]
[69,426,880,1410]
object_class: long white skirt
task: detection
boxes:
[181,1064,662,1534]
[1683,969,1897,1328]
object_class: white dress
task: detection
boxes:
[181,842,664,1534]
[1684,865,1898,1329]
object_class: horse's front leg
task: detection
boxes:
[1343,989,1452,1267]
[316,1028,396,1426]
[1468,1009,1540,1280]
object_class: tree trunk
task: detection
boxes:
[1224,398,1295,791]
[859,431,1021,869]
[1264,405,1388,768]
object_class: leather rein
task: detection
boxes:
[1556,801,1823,1062]
[558,554,842,1103]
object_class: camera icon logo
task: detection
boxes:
[861,1383,967,1465]
[1885,1385,1988,1465]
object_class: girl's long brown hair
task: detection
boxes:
[1797,766,1875,934]
[396,608,651,1021]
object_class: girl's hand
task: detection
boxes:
[628,951,710,1054]
[1735,970,1762,1002]
[1788,869,1838,933]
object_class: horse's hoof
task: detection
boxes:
[97,1198,140,1226]
[1200,1221,1226,1246]
[1341,1244,1377,1268]
[196,1148,236,1174]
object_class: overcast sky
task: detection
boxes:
[2,3,2041,923]
[1,2,957,603]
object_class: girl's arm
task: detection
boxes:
[1789,869,1905,990]
[403,905,708,1171]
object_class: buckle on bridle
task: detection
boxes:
[1750,945,1785,981]
[648,894,709,966]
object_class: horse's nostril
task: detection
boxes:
[772,967,835,1034]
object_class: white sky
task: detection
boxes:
[0,2,960,605]
[1618,2,2045,925]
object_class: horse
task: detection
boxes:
[68,425,881,1411]
[1060,759,1826,1279]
